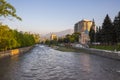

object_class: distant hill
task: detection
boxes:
[42,29,74,39]
[55,29,74,37]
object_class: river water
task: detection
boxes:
[0,45,120,80]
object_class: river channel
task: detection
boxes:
[0,45,120,80]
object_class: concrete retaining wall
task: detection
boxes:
[74,47,120,60]
[0,46,33,59]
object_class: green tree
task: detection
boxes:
[45,39,50,45]
[0,25,10,50]
[0,0,21,20]
[0,24,39,51]
[89,20,95,44]
[58,38,64,43]
[95,26,102,43]
[114,12,120,43]
[89,27,95,43]
[33,34,40,44]
[101,14,113,45]
[71,32,80,42]
[64,34,71,43]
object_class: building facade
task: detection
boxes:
[74,19,93,33]
[74,19,95,44]
[50,34,57,40]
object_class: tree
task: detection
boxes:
[89,27,95,43]
[101,14,113,45]
[72,32,80,42]
[0,25,10,50]
[45,39,50,45]
[0,0,21,20]
[58,38,62,43]
[89,19,95,44]
[114,12,120,43]
[33,34,40,44]
[64,34,71,43]
[0,24,38,51]
[113,16,118,44]
[95,26,102,43]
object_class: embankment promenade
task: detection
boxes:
[57,46,120,60]
[0,46,33,59]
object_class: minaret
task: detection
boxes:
[91,19,96,32]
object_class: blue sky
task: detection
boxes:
[3,0,120,34]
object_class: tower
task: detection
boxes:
[91,19,96,32]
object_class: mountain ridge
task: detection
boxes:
[41,29,74,39]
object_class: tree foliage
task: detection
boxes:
[101,14,113,45]
[114,12,120,43]
[0,0,21,20]
[0,24,40,51]
[63,33,80,43]
[92,11,120,46]
[45,33,81,46]
[89,20,95,43]
[95,26,102,43]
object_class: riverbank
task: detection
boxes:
[0,46,33,59]
[57,46,85,52]
[57,46,120,60]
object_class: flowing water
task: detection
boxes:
[0,45,120,80]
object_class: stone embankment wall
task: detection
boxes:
[0,46,33,59]
[74,47,120,60]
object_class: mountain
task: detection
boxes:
[42,29,74,39]
[55,29,74,37]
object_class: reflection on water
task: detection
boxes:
[0,45,120,80]
[80,54,91,73]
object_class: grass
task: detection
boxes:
[57,46,77,52]
[57,45,120,52]
[90,45,117,51]
[56,46,87,53]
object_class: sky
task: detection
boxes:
[2,0,120,34]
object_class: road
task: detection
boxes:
[0,45,120,80]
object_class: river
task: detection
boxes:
[0,45,120,80]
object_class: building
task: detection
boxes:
[74,19,93,33]
[79,32,90,44]
[50,33,57,40]
[74,19,95,44]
